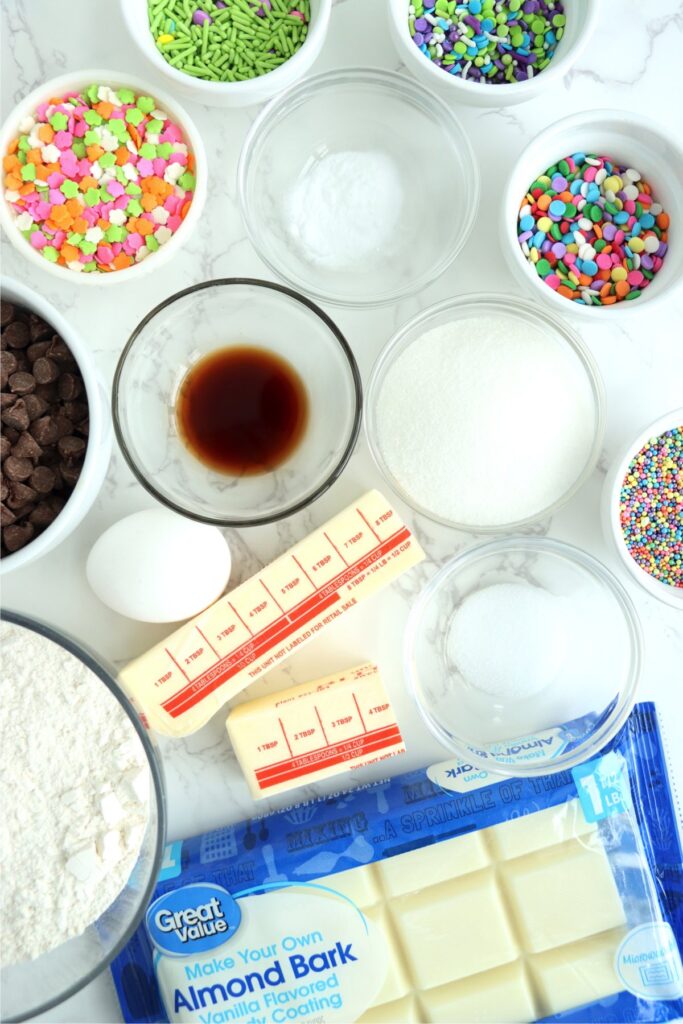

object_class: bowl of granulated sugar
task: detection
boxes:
[365,292,605,532]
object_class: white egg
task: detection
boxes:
[86,508,231,623]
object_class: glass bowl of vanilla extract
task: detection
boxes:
[113,279,362,526]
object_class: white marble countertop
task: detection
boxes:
[2,1,683,1021]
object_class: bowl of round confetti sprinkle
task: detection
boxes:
[121,0,332,108]
[0,71,206,283]
[502,110,683,315]
[603,409,683,608]
[389,0,599,108]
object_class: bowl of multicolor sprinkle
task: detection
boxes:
[0,71,206,283]
[121,0,331,108]
[603,409,683,608]
[389,0,599,107]
[502,110,683,315]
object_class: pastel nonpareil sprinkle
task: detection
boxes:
[3,84,196,274]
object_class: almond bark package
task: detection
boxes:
[111,702,683,1024]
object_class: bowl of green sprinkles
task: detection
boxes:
[122,0,332,108]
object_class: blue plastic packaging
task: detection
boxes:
[111,702,683,1024]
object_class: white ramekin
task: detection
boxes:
[0,70,206,286]
[1,277,112,575]
[501,110,683,319]
[121,0,332,108]
[387,0,599,108]
[602,408,683,609]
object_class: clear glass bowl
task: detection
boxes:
[365,293,606,531]
[113,279,362,526]
[237,68,479,308]
[0,610,165,1023]
[405,537,642,776]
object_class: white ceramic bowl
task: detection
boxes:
[121,0,332,108]
[0,70,206,286]
[387,0,599,108]
[1,277,112,575]
[501,110,683,318]
[602,408,683,608]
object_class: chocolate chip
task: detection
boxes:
[59,461,82,488]
[24,394,48,420]
[28,501,59,528]
[33,357,59,384]
[28,313,53,342]
[1,503,16,527]
[8,371,35,396]
[0,350,18,388]
[3,521,35,552]
[76,417,89,438]
[3,455,34,481]
[7,482,37,509]
[3,427,19,445]
[54,414,74,439]
[27,340,51,363]
[2,398,30,432]
[58,435,86,463]
[58,372,83,401]
[46,337,76,364]
[30,416,59,446]
[62,399,88,423]
[0,440,9,464]
[3,321,30,349]
[30,465,56,494]
[0,477,8,500]
[1,392,17,411]
[12,431,42,461]
[1,302,15,329]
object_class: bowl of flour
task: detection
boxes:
[366,292,605,531]
[0,611,165,1021]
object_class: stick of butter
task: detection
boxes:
[119,492,424,737]
[226,663,405,797]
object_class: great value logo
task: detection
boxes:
[146,883,241,957]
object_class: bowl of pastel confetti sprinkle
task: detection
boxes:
[0,70,206,283]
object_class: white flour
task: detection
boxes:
[0,622,151,966]
[375,315,596,526]
[284,150,404,269]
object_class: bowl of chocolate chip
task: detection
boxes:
[1,278,112,574]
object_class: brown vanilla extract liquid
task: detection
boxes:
[176,346,308,475]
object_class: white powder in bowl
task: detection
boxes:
[0,622,152,966]
[284,150,404,269]
[447,583,569,699]
[374,314,597,526]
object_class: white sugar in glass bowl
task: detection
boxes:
[0,277,112,576]
[0,70,206,286]
[365,292,605,531]
[238,67,479,308]
[602,408,683,609]
[406,537,642,776]
[121,0,332,108]
[501,110,683,318]
[387,0,599,108]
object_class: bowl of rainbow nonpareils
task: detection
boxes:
[0,70,206,284]
[602,408,683,608]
